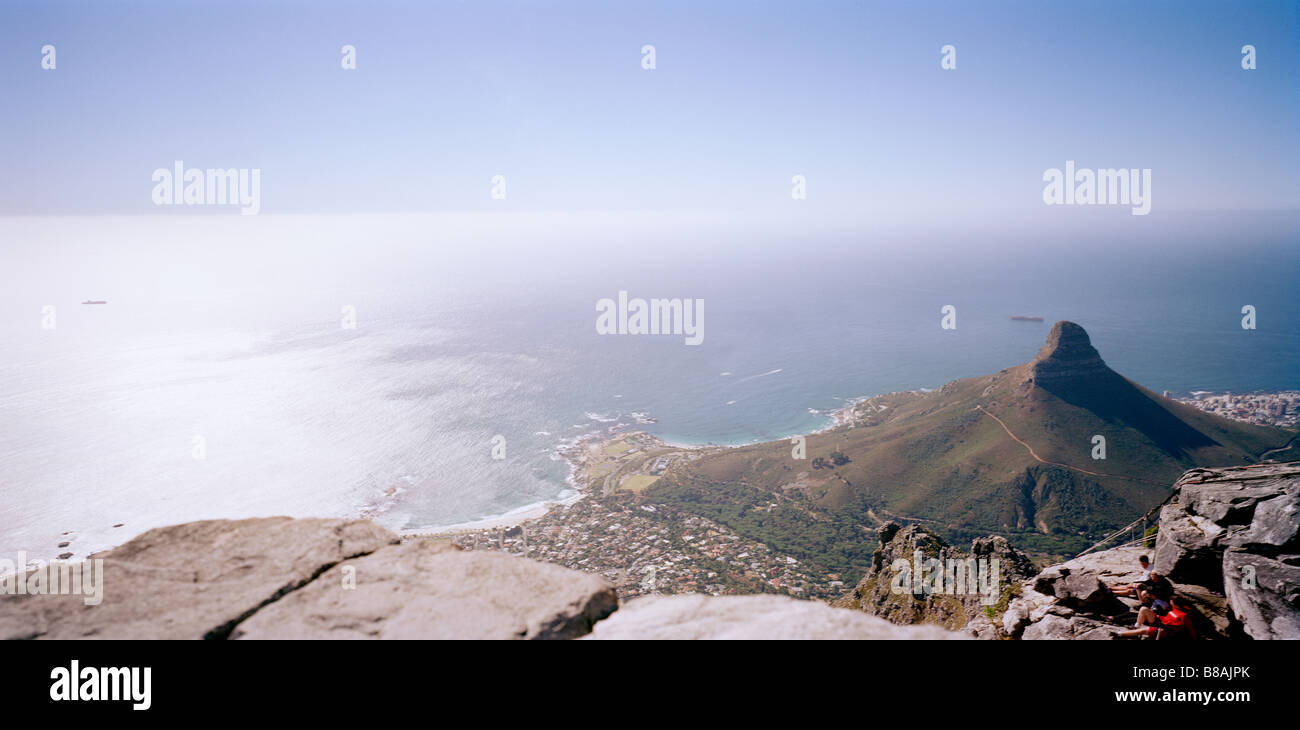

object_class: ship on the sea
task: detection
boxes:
[81,300,107,305]
[1010,315,1044,321]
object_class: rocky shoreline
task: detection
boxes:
[419,388,919,543]
[414,392,909,600]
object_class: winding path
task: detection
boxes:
[975,405,1166,485]
[1259,434,1300,461]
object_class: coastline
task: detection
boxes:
[413,393,877,540]
[401,495,578,538]
[29,388,1293,594]
[407,426,640,539]
[411,386,1300,542]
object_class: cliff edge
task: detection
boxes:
[837,461,1299,639]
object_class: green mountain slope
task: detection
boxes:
[648,322,1297,565]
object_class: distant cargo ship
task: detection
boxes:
[1010,315,1043,322]
[81,300,107,305]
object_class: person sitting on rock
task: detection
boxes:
[1117,593,1194,640]
[1161,595,1198,640]
[1134,587,1169,618]
[1109,555,1152,597]
[1140,587,1170,616]
[1116,597,1164,639]
[1142,571,1175,602]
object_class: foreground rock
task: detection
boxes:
[1155,464,1299,588]
[587,594,962,640]
[233,540,617,640]
[1222,551,1300,640]
[0,517,398,640]
[987,461,1299,639]
[3,516,966,640]
[991,546,1149,640]
[0,517,619,640]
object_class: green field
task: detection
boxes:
[602,441,632,457]
[619,474,661,492]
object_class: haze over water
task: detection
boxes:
[1,211,1296,561]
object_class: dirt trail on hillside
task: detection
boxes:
[975,405,1165,485]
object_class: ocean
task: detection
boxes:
[2,211,1297,560]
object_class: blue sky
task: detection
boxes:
[1,0,1297,219]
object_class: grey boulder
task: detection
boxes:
[232,539,617,640]
[586,593,963,640]
[1222,551,1300,640]
[0,517,398,640]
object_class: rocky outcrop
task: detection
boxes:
[1155,464,1299,589]
[1,516,960,640]
[1019,613,1118,640]
[1222,551,1300,640]
[1153,462,1299,640]
[1027,321,1110,384]
[586,594,962,640]
[972,534,1039,577]
[982,461,1300,640]
[833,523,1037,631]
[988,546,1151,640]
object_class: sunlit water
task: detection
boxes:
[2,212,1296,559]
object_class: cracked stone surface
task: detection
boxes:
[0,517,398,639]
[232,540,618,640]
[1,517,620,640]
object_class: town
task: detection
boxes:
[442,497,846,599]
[424,430,849,599]
[1173,390,1300,428]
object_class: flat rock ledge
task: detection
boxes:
[232,540,618,640]
[1,517,959,640]
[586,594,964,640]
[1,517,397,640]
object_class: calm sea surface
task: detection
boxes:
[2,213,1296,559]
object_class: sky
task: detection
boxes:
[1,0,1298,221]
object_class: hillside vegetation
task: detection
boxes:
[648,322,1296,575]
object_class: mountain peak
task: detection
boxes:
[1028,321,1109,383]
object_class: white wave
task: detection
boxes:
[732,368,783,384]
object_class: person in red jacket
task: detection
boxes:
[1117,594,1197,639]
